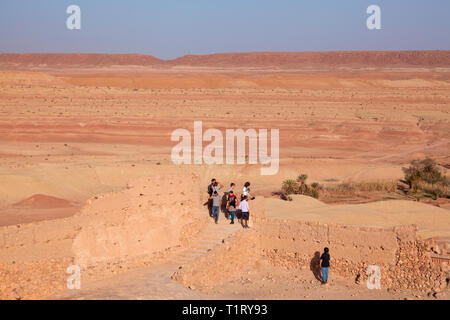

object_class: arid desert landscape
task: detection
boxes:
[0,51,449,300]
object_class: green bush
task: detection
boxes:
[280,173,320,199]
[403,158,448,198]
[306,188,319,199]
[281,179,299,195]
[311,182,320,190]
[403,158,446,186]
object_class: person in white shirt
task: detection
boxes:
[241,181,250,201]
[239,195,250,228]
[212,181,222,195]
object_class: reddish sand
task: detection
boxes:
[13,194,73,209]
[0,52,449,300]
[0,52,449,227]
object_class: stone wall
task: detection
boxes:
[174,213,448,293]
[261,220,447,292]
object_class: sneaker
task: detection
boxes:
[230,221,234,224]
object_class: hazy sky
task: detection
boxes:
[1,0,449,59]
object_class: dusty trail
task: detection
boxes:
[369,139,450,162]
[48,217,243,300]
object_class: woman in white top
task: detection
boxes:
[242,181,250,201]
[213,181,223,195]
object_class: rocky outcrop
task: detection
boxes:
[0,174,207,299]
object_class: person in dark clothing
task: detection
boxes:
[226,190,238,224]
[207,179,216,217]
[207,179,216,196]
[319,247,330,284]
[222,183,236,219]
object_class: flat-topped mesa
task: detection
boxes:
[0,51,449,69]
[170,51,450,68]
[0,53,164,67]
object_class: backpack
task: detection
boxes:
[229,197,236,208]
[207,184,213,196]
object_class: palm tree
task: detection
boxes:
[297,174,308,194]
[282,179,299,195]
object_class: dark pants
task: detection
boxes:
[207,198,213,216]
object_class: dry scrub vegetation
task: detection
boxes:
[278,158,449,204]
[402,158,449,200]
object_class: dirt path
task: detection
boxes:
[48,217,243,300]
[369,139,450,162]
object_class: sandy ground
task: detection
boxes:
[0,55,449,299]
[0,67,448,227]
[265,195,450,239]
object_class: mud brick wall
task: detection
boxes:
[261,220,448,292]
[174,213,448,293]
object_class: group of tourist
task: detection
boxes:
[206,178,331,284]
[206,179,255,228]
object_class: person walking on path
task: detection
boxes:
[227,183,236,194]
[241,182,251,201]
[239,195,250,228]
[246,187,255,200]
[211,191,221,224]
[212,180,222,195]
[226,190,238,224]
[207,179,216,217]
[319,247,330,284]
[222,182,235,219]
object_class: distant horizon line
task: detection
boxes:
[1,49,449,62]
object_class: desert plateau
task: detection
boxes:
[0,51,449,300]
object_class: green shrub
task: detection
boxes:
[280,174,320,199]
[306,188,319,199]
[311,182,320,190]
[297,174,308,184]
[403,157,446,186]
[403,158,448,198]
[281,179,299,195]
